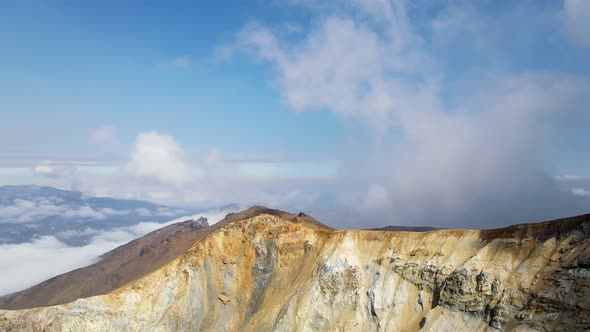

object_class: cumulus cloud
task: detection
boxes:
[237,15,425,129]
[125,131,193,186]
[32,160,76,178]
[0,205,237,296]
[563,0,590,47]
[232,0,590,228]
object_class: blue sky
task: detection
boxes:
[0,1,344,159]
[0,0,589,228]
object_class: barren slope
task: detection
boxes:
[1,208,589,331]
[0,218,209,310]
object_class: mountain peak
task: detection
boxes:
[0,185,81,198]
[217,205,332,230]
[179,217,209,230]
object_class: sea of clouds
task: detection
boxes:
[0,206,236,296]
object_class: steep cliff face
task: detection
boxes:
[1,209,589,331]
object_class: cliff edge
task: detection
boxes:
[0,208,588,331]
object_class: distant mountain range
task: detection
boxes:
[0,185,223,245]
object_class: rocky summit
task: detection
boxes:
[1,207,589,331]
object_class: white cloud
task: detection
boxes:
[101,207,131,216]
[0,236,115,296]
[135,207,152,217]
[62,205,107,220]
[156,207,175,217]
[572,188,590,197]
[89,125,117,147]
[0,205,238,296]
[555,175,590,199]
[0,198,130,224]
[54,228,102,239]
[125,131,192,186]
[232,0,590,228]
[6,1,587,231]
[32,160,76,178]
[563,0,590,47]
[238,16,424,129]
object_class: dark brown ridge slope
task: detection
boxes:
[0,206,331,310]
[0,218,209,310]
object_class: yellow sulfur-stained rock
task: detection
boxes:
[1,209,589,331]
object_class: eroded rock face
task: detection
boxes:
[1,212,589,331]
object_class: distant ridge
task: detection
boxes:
[368,225,441,232]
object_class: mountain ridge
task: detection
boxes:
[0,217,210,310]
[1,208,589,331]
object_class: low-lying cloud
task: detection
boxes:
[0,206,236,296]
[0,197,130,224]
[32,160,76,179]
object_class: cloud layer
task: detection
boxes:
[232,0,590,228]
[32,160,76,179]
[0,206,235,296]
[2,1,588,231]
[0,196,129,224]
